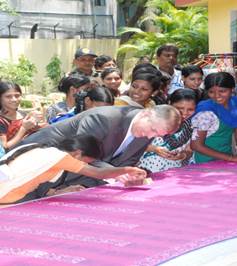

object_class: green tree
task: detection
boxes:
[117,0,149,27]
[46,55,63,88]
[118,0,208,64]
[117,0,151,70]
[16,55,37,87]
[0,55,37,92]
[117,0,149,43]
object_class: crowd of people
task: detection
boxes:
[0,44,237,205]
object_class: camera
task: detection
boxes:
[74,91,88,114]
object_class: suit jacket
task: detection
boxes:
[19,106,151,166]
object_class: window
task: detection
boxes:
[94,0,106,6]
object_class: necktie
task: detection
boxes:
[113,135,134,158]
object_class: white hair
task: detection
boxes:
[142,104,181,132]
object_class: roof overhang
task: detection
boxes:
[175,0,208,7]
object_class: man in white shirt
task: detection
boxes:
[156,44,183,94]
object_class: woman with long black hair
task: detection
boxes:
[0,135,146,205]
[46,74,90,122]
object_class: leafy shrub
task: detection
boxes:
[0,55,37,88]
[46,55,63,88]
[20,99,33,109]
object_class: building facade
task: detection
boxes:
[0,0,117,39]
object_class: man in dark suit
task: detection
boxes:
[19,105,181,187]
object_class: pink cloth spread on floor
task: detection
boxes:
[1,161,237,265]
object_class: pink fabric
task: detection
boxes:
[1,161,237,265]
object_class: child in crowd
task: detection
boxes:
[115,72,160,108]
[94,55,117,73]
[115,63,161,98]
[138,89,197,172]
[92,55,117,86]
[101,68,123,97]
[152,76,170,105]
[191,72,237,163]
[0,135,147,205]
[181,65,204,101]
[46,74,90,122]
[50,86,114,124]
[0,81,41,151]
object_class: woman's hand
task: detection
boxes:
[119,166,147,178]
[30,110,44,123]
[155,146,179,159]
[80,165,147,187]
[166,151,187,161]
[22,115,38,131]
[114,167,147,186]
